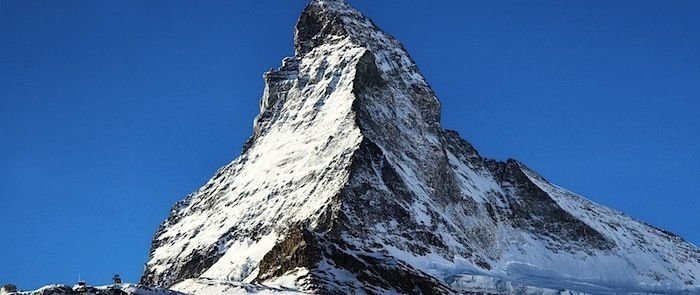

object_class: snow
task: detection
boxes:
[201,232,279,282]
[449,274,590,295]
[381,244,481,279]
[142,0,700,294]
[172,276,307,295]
[514,165,700,293]
[144,34,371,287]
[18,284,184,295]
[445,150,503,204]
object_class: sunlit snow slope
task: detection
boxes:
[142,0,700,294]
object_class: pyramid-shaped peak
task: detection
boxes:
[307,0,351,11]
[142,2,700,293]
[295,0,379,55]
[310,0,347,4]
[293,0,441,125]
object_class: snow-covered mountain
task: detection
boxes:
[10,284,182,295]
[140,0,700,294]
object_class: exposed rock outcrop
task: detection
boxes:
[142,1,700,294]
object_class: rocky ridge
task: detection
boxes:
[141,1,700,294]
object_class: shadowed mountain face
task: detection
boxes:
[141,1,700,294]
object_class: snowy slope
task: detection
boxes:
[141,0,700,294]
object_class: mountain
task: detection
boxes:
[140,0,700,294]
[10,284,182,295]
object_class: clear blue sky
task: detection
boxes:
[1,0,698,290]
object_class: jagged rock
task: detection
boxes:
[256,227,323,282]
[1,285,17,295]
[141,0,700,294]
[16,284,180,295]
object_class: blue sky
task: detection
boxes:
[1,0,698,290]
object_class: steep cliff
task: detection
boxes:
[141,1,700,294]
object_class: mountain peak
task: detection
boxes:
[142,2,700,294]
[295,0,365,55]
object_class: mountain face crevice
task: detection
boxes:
[142,0,700,294]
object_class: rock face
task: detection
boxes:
[141,0,700,294]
